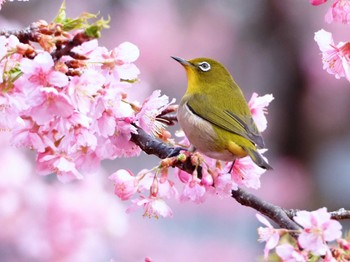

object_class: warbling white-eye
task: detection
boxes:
[172,56,272,170]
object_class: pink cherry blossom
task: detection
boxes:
[157,176,179,199]
[256,213,280,260]
[36,150,83,183]
[127,196,173,218]
[135,89,174,135]
[230,154,266,189]
[248,93,274,132]
[275,244,307,262]
[293,207,342,256]
[310,0,327,5]
[325,0,350,24]
[28,87,74,125]
[109,169,138,200]
[314,29,350,81]
[11,118,46,152]
[104,41,140,81]
[180,177,206,204]
[67,69,105,114]
[213,172,236,197]
[20,52,68,88]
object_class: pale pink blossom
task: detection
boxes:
[20,52,68,87]
[158,177,179,199]
[325,0,350,24]
[180,176,206,204]
[28,87,74,125]
[112,42,140,80]
[256,214,280,260]
[310,0,327,5]
[109,169,138,200]
[135,90,174,135]
[102,41,140,80]
[96,111,117,137]
[213,172,236,197]
[67,70,105,114]
[127,196,173,218]
[230,154,266,189]
[275,244,307,262]
[314,29,350,81]
[294,207,342,256]
[37,151,83,183]
[11,118,46,152]
[248,93,274,132]
[115,41,140,63]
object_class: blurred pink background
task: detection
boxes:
[1,0,350,261]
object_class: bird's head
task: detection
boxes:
[172,56,233,94]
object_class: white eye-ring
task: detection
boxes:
[198,61,211,72]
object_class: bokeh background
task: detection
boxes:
[1,0,350,261]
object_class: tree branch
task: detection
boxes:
[285,208,350,221]
[130,125,300,231]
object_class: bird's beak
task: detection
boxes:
[171,56,193,67]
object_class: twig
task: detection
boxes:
[0,24,39,43]
[231,189,300,231]
[286,208,350,221]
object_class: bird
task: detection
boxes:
[172,56,272,170]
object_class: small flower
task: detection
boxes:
[276,244,307,262]
[314,29,350,81]
[214,172,236,197]
[107,41,140,80]
[293,207,342,256]
[28,87,75,125]
[256,213,281,260]
[127,196,173,218]
[325,0,350,24]
[20,52,68,87]
[248,93,274,132]
[230,154,266,189]
[109,169,138,200]
[135,90,174,136]
[180,175,206,204]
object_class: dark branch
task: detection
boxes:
[51,31,93,61]
[0,24,40,43]
[130,126,196,174]
[231,189,300,231]
[130,124,300,231]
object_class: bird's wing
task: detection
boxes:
[186,94,265,148]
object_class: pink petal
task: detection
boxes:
[116,42,140,63]
[47,71,69,87]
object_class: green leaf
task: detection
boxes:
[53,1,110,36]
[84,16,110,38]
[53,0,67,24]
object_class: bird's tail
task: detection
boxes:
[244,147,272,170]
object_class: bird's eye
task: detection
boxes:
[198,62,211,72]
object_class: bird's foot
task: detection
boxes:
[166,147,188,158]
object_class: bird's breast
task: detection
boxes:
[177,100,237,161]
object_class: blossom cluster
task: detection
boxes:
[0,20,172,183]
[109,93,274,218]
[311,0,350,82]
[257,208,349,261]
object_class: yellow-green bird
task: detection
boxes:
[172,56,272,170]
